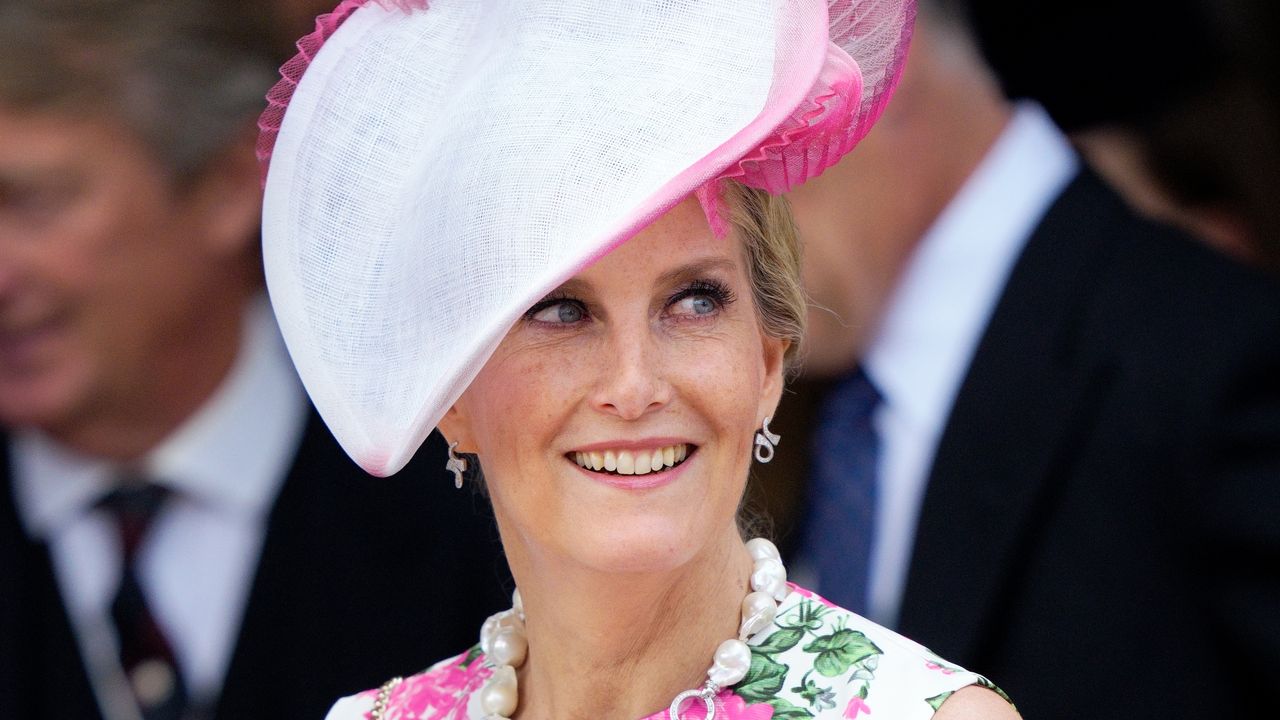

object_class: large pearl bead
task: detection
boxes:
[479,680,518,717]
[707,638,753,687]
[750,558,788,601]
[480,610,524,656]
[489,629,528,667]
[739,591,778,638]
[746,538,781,562]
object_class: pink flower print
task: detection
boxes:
[379,652,494,719]
[719,694,775,720]
[925,661,957,675]
[843,696,872,718]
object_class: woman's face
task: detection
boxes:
[441,196,787,576]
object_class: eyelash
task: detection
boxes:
[522,279,737,326]
[667,280,736,319]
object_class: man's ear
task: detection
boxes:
[185,123,263,258]
[436,401,478,453]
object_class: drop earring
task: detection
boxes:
[446,441,469,489]
[754,416,781,463]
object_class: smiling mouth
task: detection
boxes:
[569,444,694,476]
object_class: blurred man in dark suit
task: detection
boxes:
[962,0,1280,270]
[0,2,507,719]
[782,2,1280,718]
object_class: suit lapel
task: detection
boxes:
[216,410,508,720]
[214,411,341,719]
[0,438,105,720]
[897,172,1125,660]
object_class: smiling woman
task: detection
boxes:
[441,196,787,580]
[259,1,1020,719]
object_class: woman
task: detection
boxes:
[258,1,1021,718]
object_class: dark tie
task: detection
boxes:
[800,368,882,615]
[98,482,189,720]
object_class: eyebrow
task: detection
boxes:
[655,257,737,287]
[543,257,737,299]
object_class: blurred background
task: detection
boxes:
[1,1,1276,719]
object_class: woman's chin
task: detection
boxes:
[558,520,708,576]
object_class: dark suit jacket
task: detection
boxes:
[894,171,1280,719]
[0,410,511,720]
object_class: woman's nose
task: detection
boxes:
[590,324,671,420]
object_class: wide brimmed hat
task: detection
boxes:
[259,0,914,476]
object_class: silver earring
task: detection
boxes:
[754,416,781,463]
[446,441,469,489]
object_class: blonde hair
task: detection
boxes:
[720,180,807,374]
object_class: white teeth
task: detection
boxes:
[571,444,691,475]
[616,451,635,475]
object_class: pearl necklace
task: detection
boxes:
[475,538,789,720]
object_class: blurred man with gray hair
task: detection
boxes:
[0,3,507,719]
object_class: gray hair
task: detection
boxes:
[0,0,282,180]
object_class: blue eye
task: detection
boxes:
[668,280,734,318]
[674,295,718,316]
[529,300,585,324]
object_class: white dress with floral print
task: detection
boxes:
[325,583,1009,720]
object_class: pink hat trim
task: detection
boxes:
[256,0,429,185]
[257,1,913,199]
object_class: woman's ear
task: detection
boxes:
[436,400,478,453]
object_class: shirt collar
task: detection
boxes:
[14,297,307,538]
[864,102,1079,438]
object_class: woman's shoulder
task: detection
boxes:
[323,646,494,720]
[728,584,1013,719]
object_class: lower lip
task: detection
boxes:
[571,451,695,490]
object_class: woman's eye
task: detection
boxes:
[530,301,585,324]
[672,294,719,317]
[668,281,733,318]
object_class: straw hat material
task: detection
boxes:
[260,0,914,476]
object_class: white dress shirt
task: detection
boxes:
[12,297,307,718]
[861,103,1078,628]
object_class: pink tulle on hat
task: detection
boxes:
[259,0,912,195]
[259,0,914,475]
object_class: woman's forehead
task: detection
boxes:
[556,256,739,297]
[561,201,743,288]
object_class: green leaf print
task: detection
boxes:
[754,626,805,655]
[459,645,485,668]
[736,653,789,703]
[766,697,815,719]
[790,670,837,711]
[782,599,829,631]
[974,676,1016,708]
[803,630,882,678]
[926,691,953,711]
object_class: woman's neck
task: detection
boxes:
[506,528,753,720]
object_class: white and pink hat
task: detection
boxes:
[259,0,915,476]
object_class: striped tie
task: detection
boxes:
[799,368,881,615]
[98,482,189,720]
